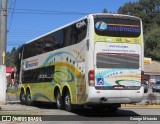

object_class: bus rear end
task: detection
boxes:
[87,14,144,105]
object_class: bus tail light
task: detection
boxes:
[88,70,95,86]
[141,71,144,83]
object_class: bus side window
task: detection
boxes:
[43,43,53,53]
[70,26,78,44]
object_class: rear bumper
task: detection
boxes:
[86,87,144,104]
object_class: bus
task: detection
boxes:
[18,13,144,112]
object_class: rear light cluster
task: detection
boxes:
[141,71,144,83]
[88,70,95,86]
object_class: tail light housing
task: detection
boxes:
[88,70,95,86]
[141,71,144,83]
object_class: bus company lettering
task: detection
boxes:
[26,59,38,68]
[95,21,140,33]
[107,25,140,33]
[101,44,137,53]
[109,45,129,48]
[76,20,86,29]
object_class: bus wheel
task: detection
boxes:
[55,90,63,109]
[20,90,26,105]
[64,91,73,112]
[26,90,33,106]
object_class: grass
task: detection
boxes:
[6,86,18,94]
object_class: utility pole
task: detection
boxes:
[0,0,7,105]
[0,0,7,65]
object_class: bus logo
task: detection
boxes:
[26,59,38,68]
[97,78,104,85]
[76,20,86,29]
[95,21,107,31]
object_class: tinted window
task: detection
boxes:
[23,19,87,59]
[96,53,139,69]
[22,65,55,83]
[94,15,141,37]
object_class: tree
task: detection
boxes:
[6,52,11,66]
[118,0,160,60]
[103,8,108,13]
[144,27,160,60]
[6,47,17,67]
[118,0,160,31]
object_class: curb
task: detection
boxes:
[121,104,160,108]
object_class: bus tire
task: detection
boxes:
[26,90,33,106]
[20,90,26,105]
[64,91,73,112]
[55,90,63,109]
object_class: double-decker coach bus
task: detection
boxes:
[18,13,144,112]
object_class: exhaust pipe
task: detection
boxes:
[100,97,107,102]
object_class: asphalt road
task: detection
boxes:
[1,102,160,123]
[1,88,160,123]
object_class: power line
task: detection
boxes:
[7,43,22,46]
[8,0,16,31]
[8,8,90,15]
[6,8,90,50]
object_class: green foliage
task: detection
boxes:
[144,27,160,60]
[6,47,17,67]
[118,0,160,60]
[6,86,18,94]
[103,8,108,13]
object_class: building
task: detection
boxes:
[144,59,160,85]
[6,67,15,86]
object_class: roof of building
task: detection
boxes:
[144,61,160,75]
[6,67,13,73]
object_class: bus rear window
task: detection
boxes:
[94,16,141,37]
[96,53,139,69]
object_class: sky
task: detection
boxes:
[6,0,138,51]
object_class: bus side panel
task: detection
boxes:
[40,40,87,104]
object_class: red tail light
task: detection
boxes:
[141,71,144,83]
[88,70,95,86]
